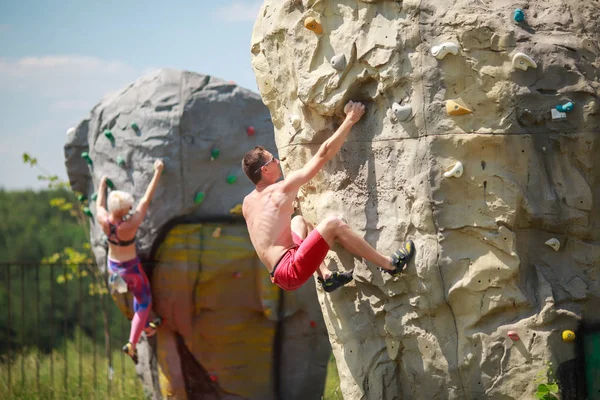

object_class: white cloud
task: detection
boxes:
[214,1,262,22]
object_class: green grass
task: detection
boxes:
[323,353,342,400]
[0,329,145,400]
[1,329,343,400]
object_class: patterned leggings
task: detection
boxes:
[107,257,152,348]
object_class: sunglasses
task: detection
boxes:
[254,156,276,174]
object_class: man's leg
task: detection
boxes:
[291,215,329,280]
[315,216,399,271]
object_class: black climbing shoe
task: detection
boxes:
[318,270,354,293]
[145,316,162,338]
[123,342,138,364]
[380,240,415,277]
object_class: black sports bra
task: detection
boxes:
[106,218,136,247]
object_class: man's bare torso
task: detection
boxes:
[243,182,297,272]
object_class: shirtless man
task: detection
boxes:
[241,101,415,292]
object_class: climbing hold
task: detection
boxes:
[431,42,459,60]
[446,100,472,116]
[556,102,574,113]
[67,127,75,136]
[81,152,93,165]
[247,126,255,136]
[304,17,323,34]
[290,115,301,130]
[551,109,567,120]
[194,192,205,204]
[209,374,218,382]
[91,192,98,201]
[210,148,220,161]
[443,161,464,178]
[226,175,237,184]
[512,52,537,71]
[212,227,222,238]
[513,8,525,23]
[310,320,317,328]
[103,129,114,141]
[106,178,115,189]
[232,271,242,279]
[507,330,520,341]
[83,207,93,218]
[77,194,87,202]
[131,123,139,131]
[229,203,243,215]
[562,330,576,342]
[116,156,125,167]
[392,102,412,122]
[330,54,346,71]
[544,238,560,252]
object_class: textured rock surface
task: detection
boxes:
[64,69,329,399]
[251,1,600,398]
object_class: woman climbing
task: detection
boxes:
[96,159,164,363]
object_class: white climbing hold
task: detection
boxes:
[551,109,567,120]
[290,115,301,130]
[67,127,76,136]
[431,42,460,59]
[392,102,412,122]
[330,54,346,71]
[512,52,537,71]
[443,161,464,178]
[545,238,560,252]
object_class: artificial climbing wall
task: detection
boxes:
[63,69,332,399]
[251,1,600,399]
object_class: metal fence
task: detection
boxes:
[0,262,144,399]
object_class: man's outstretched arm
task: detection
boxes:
[282,101,365,192]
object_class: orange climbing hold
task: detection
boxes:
[304,17,323,34]
[446,100,473,116]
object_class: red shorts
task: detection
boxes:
[270,230,330,291]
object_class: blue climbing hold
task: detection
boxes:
[556,102,574,113]
[514,8,525,22]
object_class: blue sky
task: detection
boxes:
[0,0,262,190]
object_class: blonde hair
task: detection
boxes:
[107,190,134,215]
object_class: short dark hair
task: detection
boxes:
[242,146,269,185]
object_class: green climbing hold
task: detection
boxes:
[194,191,205,204]
[116,156,125,167]
[81,152,93,165]
[226,175,237,184]
[131,123,139,130]
[106,178,115,189]
[77,194,87,202]
[83,207,93,218]
[210,148,220,161]
[91,192,98,201]
[103,129,114,141]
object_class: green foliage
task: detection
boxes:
[323,353,342,400]
[534,363,559,399]
[0,328,145,399]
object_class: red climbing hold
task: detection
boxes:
[233,272,242,279]
[209,374,218,382]
[507,330,519,341]
[247,126,255,136]
[310,320,317,328]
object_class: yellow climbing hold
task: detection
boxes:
[562,330,575,342]
[446,100,473,116]
[304,17,323,34]
[229,203,243,215]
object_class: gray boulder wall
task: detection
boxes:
[64,69,330,399]
[251,1,600,399]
